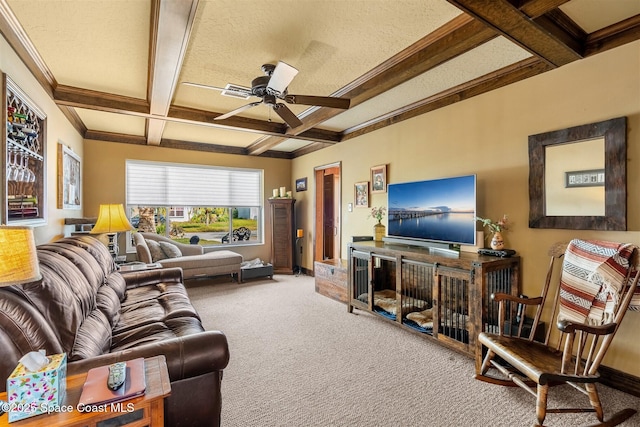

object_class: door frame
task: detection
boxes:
[314,162,341,262]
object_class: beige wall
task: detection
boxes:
[3,25,640,376]
[82,140,291,262]
[292,41,640,374]
[1,36,84,243]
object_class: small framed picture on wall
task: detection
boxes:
[370,164,387,193]
[57,143,81,209]
[296,177,308,191]
[354,181,369,208]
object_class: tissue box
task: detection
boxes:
[6,353,67,422]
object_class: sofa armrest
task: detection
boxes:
[176,243,204,256]
[121,267,184,289]
[67,331,229,381]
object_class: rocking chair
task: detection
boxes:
[476,239,640,426]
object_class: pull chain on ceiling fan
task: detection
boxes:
[183,61,350,128]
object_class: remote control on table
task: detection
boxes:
[107,362,126,391]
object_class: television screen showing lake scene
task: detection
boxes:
[388,175,476,245]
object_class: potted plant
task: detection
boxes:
[475,214,509,250]
[370,206,387,242]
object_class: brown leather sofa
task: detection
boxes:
[0,235,229,427]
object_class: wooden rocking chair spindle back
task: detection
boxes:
[476,240,640,426]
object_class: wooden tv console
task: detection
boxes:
[347,241,520,367]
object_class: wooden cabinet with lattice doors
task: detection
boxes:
[347,241,521,358]
[2,73,47,225]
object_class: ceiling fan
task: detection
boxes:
[183,61,350,128]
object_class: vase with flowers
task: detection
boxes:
[370,206,387,241]
[475,214,509,250]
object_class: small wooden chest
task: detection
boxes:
[314,259,348,303]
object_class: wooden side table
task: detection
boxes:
[0,355,171,427]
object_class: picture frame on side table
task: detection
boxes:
[57,143,81,209]
[354,181,369,208]
[296,177,307,192]
[371,164,387,193]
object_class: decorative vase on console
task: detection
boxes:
[490,231,505,250]
[370,206,387,242]
[374,223,385,242]
[475,214,509,251]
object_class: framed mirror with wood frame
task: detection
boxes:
[528,116,626,230]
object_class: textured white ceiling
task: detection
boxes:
[4,0,639,153]
[321,36,533,131]
[9,0,150,98]
[174,0,463,122]
[76,108,146,136]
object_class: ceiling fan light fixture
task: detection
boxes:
[267,61,299,96]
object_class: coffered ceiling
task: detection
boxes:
[1,0,639,158]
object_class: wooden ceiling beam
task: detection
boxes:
[516,0,572,19]
[447,0,583,66]
[52,87,340,144]
[167,106,342,143]
[84,130,292,159]
[584,14,640,57]
[54,85,150,115]
[247,14,498,155]
[145,0,198,145]
[293,57,553,158]
[342,57,552,143]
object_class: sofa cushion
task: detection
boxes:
[146,239,166,262]
[20,251,99,353]
[106,272,127,302]
[96,284,122,327]
[160,241,182,258]
[158,250,243,270]
[70,309,112,360]
[133,233,153,264]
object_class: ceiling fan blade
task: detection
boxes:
[284,94,350,109]
[273,103,303,128]
[182,82,227,91]
[267,61,299,96]
[214,101,262,121]
[183,82,252,99]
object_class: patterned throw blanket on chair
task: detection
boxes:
[558,239,638,325]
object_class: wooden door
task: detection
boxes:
[314,164,341,263]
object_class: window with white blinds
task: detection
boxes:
[126,160,262,207]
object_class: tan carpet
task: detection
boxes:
[186,274,640,426]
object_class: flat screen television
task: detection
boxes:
[387,174,476,248]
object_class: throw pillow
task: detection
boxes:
[145,239,166,262]
[159,241,182,259]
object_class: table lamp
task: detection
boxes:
[0,226,41,286]
[90,204,134,258]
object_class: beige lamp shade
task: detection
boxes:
[91,204,134,234]
[0,226,42,286]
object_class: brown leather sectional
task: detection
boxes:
[0,235,229,426]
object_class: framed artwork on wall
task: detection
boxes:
[354,181,369,208]
[57,143,81,209]
[370,164,387,193]
[296,177,307,192]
